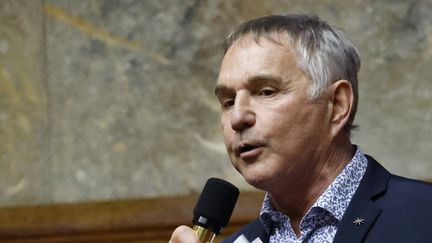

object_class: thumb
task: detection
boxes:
[169,225,200,243]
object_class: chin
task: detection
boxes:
[241,169,275,191]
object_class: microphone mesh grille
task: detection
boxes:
[193,178,240,231]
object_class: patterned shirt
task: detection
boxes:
[259,147,368,243]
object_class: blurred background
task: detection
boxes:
[1,0,431,208]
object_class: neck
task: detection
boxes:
[268,135,354,236]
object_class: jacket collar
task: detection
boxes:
[333,155,391,243]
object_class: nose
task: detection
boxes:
[230,94,255,132]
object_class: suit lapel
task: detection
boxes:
[332,201,382,243]
[225,219,269,243]
[333,155,390,243]
[243,219,269,243]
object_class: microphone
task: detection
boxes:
[192,178,240,243]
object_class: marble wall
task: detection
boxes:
[0,0,431,206]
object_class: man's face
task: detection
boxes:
[215,34,332,191]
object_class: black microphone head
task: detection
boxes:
[193,178,239,234]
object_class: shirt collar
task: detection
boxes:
[311,146,368,220]
[259,146,368,232]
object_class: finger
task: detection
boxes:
[169,225,199,243]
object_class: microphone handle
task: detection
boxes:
[193,225,216,243]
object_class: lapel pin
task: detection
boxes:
[353,217,365,226]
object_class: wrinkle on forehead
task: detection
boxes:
[219,33,300,83]
[221,33,299,81]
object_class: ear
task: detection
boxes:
[327,80,354,136]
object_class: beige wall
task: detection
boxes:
[0,0,431,206]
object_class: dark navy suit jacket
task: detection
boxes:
[223,155,432,243]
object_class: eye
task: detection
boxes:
[220,98,234,108]
[258,88,277,97]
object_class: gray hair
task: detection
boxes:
[222,14,361,134]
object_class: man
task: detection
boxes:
[170,14,432,243]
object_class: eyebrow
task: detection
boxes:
[214,74,283,96]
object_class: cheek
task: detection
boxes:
[260,111,295,139]
[221,119,233,148]
[220,114,230,131]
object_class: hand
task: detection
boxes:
[169,225,200,243]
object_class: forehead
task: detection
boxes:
[217,33,300,87]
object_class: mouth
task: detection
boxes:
[235,142,264,159]
[239,144,256,154]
